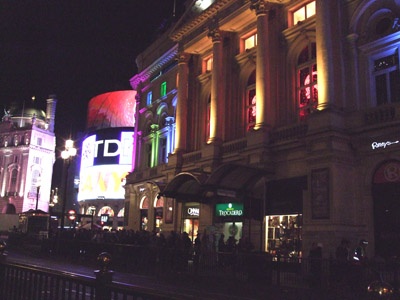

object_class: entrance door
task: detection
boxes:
[183,219,199,242]
[372,160,400,259]
[373,183,400,258]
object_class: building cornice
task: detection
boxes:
[130,45,178,90]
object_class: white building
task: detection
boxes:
[0,95,57,213]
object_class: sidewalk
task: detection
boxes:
[5,247,302,300]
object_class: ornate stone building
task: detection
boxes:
[0,95,57,214]
[125,0,400,259]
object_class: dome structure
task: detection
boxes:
[10,107,46,121]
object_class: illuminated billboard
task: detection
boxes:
[86,91,136,130]
[78,128,134,202]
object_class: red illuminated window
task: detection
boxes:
[297,42,317,120]
[246,71,256,129]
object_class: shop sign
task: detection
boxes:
[100,214,109,223]
[215,203,243,217]
[187,207,200,217]
[371,140,399,150]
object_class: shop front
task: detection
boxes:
[154,196,164,232]
[264,176,307,259]
[140,196,149,231]
[214,202,244,245]
[182,202,200,241]
[372,160,400,259]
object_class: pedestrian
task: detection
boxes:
[308,242,323,287]
[334,238,350,282]
[193,232,202,273]
[353,239,368,264]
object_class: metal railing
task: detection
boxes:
[4,236,400,299]
[0,255,190,300]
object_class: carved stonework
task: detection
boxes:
[250,0,272,16]
[207,17,222,42]
[177,52,190,64]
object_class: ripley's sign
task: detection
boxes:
[371,140,399,150]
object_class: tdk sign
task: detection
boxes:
[81,128,134,167]
[95,139,124,158]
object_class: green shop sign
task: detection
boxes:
[215,203,243,217]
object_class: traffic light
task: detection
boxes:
[68,209,76,221]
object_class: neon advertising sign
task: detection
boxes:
[371,140,399,150]
[215,203,244,217]
[78,128,134,202]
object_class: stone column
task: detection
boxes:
[207,17,224,144]
[174,51,190,153]
[250,0,272,130]
[316,0,337,109]
[347,33,360,110]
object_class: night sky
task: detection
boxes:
[0,0,185,138]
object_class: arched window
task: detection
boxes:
[98,206,114,217]
[374,49,400,105]
[9,168,18,194]
[246,70,256,130]
[297,42,317,120]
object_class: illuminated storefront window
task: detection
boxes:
[98,206,114,217]
[154,196,164,231]
[140,196,149,231]
[182,203,200,241]
[117,208,124,218]
[215,203,243,245]
[292,1,315,26]
[266,214,302,259]
[297,42,317,120]
[86,206,96,216]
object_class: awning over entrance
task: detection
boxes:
[162,172,208,201]
[205,163,270,195]
[265,176,308,215]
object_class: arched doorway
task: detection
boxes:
[372,160,400,259]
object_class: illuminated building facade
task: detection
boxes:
[0,95,57,214]
[125,0,400,259]
[77,91,136,229]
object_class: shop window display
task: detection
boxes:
[266,214,302,260]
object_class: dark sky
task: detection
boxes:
[0,0,185,138]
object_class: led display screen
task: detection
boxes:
[78,128,134,201]
[86,91,136,130]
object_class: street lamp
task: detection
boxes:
[35,176,41,211]
[49,187,58,208]
[60,139,77,231]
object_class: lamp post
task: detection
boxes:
[35,176,41,211]
[48,188,58,210]
[60,139,77,231]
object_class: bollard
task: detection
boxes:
[94,252,114,300]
